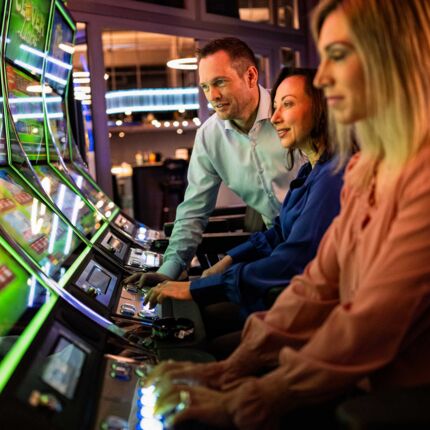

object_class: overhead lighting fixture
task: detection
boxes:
[166,57,198,70]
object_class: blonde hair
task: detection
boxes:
[312,0,430,186]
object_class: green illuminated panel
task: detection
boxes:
[5,0,51,76]
[6,64,46,160]
[0,168,83,281]
[32,165,103,237]
[0,241,53,393]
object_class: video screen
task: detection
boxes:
[6,64,47,160]
[87,266,111,295]
[45,92,69,161]
[0,243,50,361]
[41,336,86,399]
[45,7,75,95]
[67,165,116,219]
[0,168,83,280]
[5,0,51,77]
[32,165,101,238]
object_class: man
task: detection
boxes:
[125,37,302,288]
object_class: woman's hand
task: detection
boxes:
[201,255,233,278]
[143,281,192,308]
[145,360,225,390]
[155,382,234,429]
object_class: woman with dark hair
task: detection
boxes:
[144,67,345,323]
[147,1,430,428]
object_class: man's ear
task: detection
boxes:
[247,66,259,88]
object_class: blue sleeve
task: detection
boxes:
[191,166,344,310]
[227,216,285,263]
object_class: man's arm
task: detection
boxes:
[158,131,222,280]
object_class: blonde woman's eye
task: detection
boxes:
[330,51,347,61]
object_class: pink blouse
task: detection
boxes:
[218,145,430,429]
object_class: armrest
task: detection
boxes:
[336,385,430,428]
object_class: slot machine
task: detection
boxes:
[0,0,205,341]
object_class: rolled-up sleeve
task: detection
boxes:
[158,131,221,279]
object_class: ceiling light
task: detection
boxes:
[166,57,197,70]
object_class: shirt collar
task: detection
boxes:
[224,85,271,132]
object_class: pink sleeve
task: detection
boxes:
[225,154,430,429]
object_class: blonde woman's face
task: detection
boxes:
[314,8,367,124]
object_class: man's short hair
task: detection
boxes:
[196,37,258,76]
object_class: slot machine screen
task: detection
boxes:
[41,336,86,399]
[0,244,50,361]
[45,6,74,95]
[32,164,101,237]
[0,169,83,280]
[5,0,51,77]
[6,64,47,160]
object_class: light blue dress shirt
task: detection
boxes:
[158,86,303,279]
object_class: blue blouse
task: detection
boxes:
[190,155,345,317]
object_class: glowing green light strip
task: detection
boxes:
[0,295,57,394]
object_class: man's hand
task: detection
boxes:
[201,255,233,278]
[122,271,171,289]
[143,281,192,308]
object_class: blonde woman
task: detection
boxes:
[147,1,430,428]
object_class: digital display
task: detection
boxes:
[87,266,111,295]
[0,168,83,280]
[32,165,101,237]
[45,7,74,94]
[67,165,116,219]
[41,337,86,399]
[6,64,47,160]
[5,0,51,77]
[0,243,49,361]
[45,91,69,161]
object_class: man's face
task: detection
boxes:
[198,50,254,122]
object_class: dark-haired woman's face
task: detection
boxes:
[271,75,314,150]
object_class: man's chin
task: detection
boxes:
[215,110,232,120]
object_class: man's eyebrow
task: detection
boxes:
[199,76,229,86]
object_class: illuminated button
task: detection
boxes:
[124,284,139,294]
[110,362,132,381]
[86,286,100,297]
[120,306,135,317]
[28,390,63,413]
[139,418,162,430]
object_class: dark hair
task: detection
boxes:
[271,67,329,169]
[196,37,258,76]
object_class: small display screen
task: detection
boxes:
[0,243,49,362]
[32,165,101,238]
[108,235,123,252]
[5,0,51,77]
[87,266,111,295]
[41,337,86,399]
[0,168,83,280]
